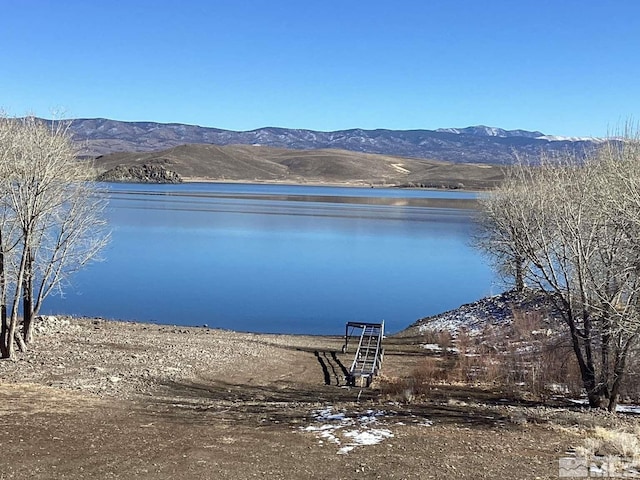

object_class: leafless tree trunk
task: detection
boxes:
[22,245,33,343]
[0,229,7,358]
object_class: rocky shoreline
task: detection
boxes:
[400,289,562,336]
[1,316,324,400]
[1,290,559,401]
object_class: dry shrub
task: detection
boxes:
[418,328,441,345]
[575,437,603,457]
[451,351,498,384]
[619,345,640,402]
[597,428,640,458]
[392,310,585,402]
[578,427,640,459]
[375,375,418,403]
[375,374,410,397]
[436,330,453,351]
[519,343,582,399]
[457,328,472,345]
[453,319,582,399]
[511,309,545,340]
[377,356,457,401]
[535,340,583,396]
[407,357,452,392]
[419,329,454,351]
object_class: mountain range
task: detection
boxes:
[68,118,602,165]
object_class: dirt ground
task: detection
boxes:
[0,317,623,479]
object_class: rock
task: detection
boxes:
[33,315,72,335]
[406,288,563,335]
[97,163,183,183]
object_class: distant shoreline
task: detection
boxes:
[180,176,487,193]
[104,179,481,209]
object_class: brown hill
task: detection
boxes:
[94,144,504,189]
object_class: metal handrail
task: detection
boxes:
[348,321,384,379]
[372,322,384,375]
[349,327,368,373]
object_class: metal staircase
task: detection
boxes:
[343,321,384,387]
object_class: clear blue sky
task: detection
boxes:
[1,0,638,137]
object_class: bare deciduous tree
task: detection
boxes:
[0,115,109,358]
[477,134,640,411]
[476,170,532,292]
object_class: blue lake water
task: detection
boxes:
[42,183,497,335]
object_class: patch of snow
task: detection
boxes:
[531,329,554,336]
[421,343,459,354]
[301,407,411,455]
[315,407,346,421]
[536,135,605,142]
[343,428,393,446]
[436,128,462,135]
[516,345,535,354]
[421,343,442,352]
[546,383,570,394]
[616,405,640,414]
[358,410,384,424]
[337,445,355,455]
[567,399,640,413]
[303,425,342,444]
[413,289,561,335]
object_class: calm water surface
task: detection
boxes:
[43,183,496,334]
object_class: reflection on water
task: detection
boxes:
[43,183,496,334]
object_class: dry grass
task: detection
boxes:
[575,425,640,474]
[381,309,585,403]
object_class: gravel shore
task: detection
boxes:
[0,316,335,400]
